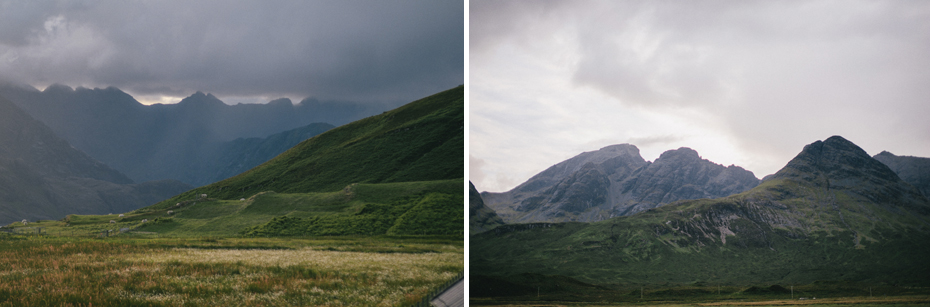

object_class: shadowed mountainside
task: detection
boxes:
[470,181,504,235]
[874,151,930,198]
[0,95,191,225]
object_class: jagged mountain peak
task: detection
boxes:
[267,98,294,107]
[43,83,75,93]
[773,135,901,188]
[597,143,640,156]
[483,143,760,223]
[656,147,701,161]
[511,143,646,195]
[876,150,895,157]
[179,91,225,107]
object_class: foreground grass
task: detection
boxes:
[472,295,930,306]
[470,280,930,307]
[0,235,462,306]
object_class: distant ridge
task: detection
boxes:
[874,151,930,198]
[482,144,759,223]
[0,82,399,185]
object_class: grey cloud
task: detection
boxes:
[0,1,463,103]
[469,154,487,188]
[471,0,930,190]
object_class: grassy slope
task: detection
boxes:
[157,85,463,203]
[17,179,460,237]
[471,176,930,291]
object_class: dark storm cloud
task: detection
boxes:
[0,0,463,103]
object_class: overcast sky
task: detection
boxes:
[470,0,930,193]
[0,1,463,105]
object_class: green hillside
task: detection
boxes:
[161,85,463,202]
[22,179,461,237]
[6,86,464,238]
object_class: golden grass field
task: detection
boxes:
[0,236,463,306]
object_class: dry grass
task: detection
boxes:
[0,237,463,306]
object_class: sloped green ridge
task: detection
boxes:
[154,85,463,204]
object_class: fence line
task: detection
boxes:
[412,271,463,307]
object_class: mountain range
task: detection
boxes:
[0,82,398,186]
[53,85,465,237]
[481,144,760,223]
[471,136,930,295]
[0,94,191,225]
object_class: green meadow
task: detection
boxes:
[12,179,461,238]
[1,180,464,306]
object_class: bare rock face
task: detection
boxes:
[616,147,760,215]
[482,144,760,223]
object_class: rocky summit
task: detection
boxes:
[481,144,760,223]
